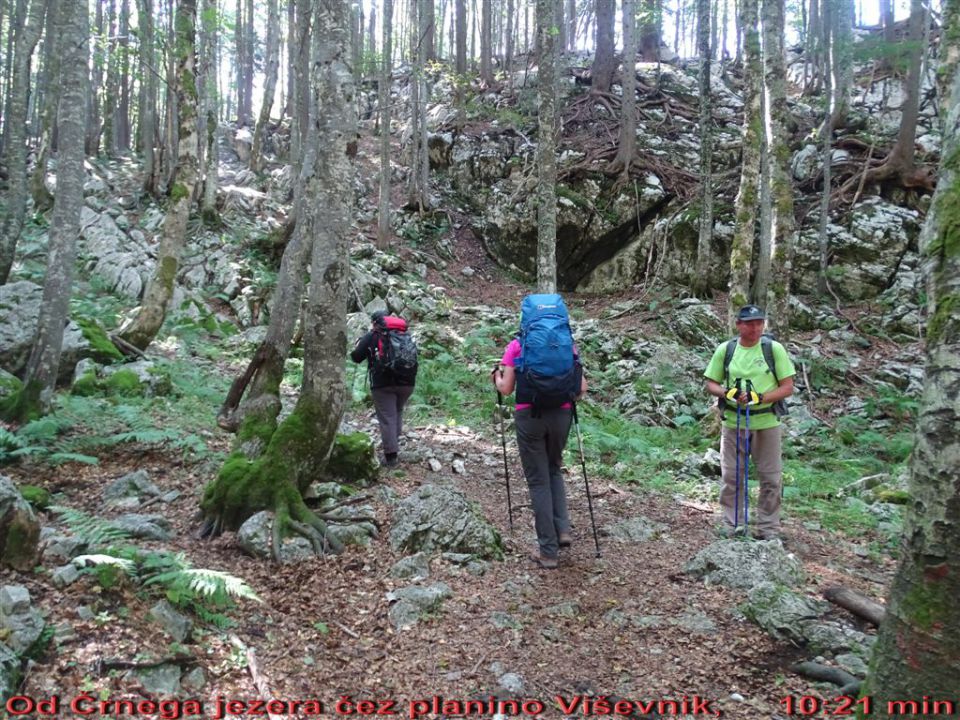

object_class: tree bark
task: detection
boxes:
[591,0,615,93]
[566,0,576,52]
[764,0,795,336]
[201,0,356,558]
[610,0,637,177]
[119,0,200,351]
[505,0,514,73]
[455,0,466,73]
[638,0,660,61]
[102,0,118,156]
[378,0,394,246]
[29,0,59,214]
[242,0,254,124]
[727,0,761,328]
[480,0,493,84]
[86,0,105,155]
[816,0,832,295]
[823,586,886,627]
[2,0,86,420]
[201,0,220,223]
[865,5,960,696]
[535,0,557,292]
[0,0,48,285]
[117,0,131,151]
[137,0,158,194]
[692,0,714,297]
[235,0,245,124]
[251,0,280,172]
[424,0,435,61]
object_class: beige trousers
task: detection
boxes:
[719,424,782,531]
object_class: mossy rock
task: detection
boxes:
[18,485,51,511]
[70,370,101,397]
[75,318,124,364]
[104,369,145,397]
[326,432,378,485]
[0,370,22,401]
[874,488,910,505]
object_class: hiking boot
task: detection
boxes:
[383,453,399,468]
[716,524,746,539]
[558,531,573,548]
[752,529,781,542]
[528,551,559,570]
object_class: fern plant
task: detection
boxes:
[0,420,98,466]
[56,507,260,627]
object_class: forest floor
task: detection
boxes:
[5,223,904,720]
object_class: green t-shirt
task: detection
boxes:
[704,339,796,430]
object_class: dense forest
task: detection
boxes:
[0,0,958,714]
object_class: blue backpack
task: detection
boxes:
[515,294,581,411]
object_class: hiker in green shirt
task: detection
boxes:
[704,305,796,540]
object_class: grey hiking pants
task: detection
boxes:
[372,385,414,454]
[719,424,782,532]
[515,407,573,558]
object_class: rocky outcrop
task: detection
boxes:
[0,477,40,571]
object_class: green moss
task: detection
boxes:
[926,293,959,346]
[169,183,190,203]
[1,516,39,570]
[326,432,378,485]
[0,381,43,423]
[75,318,124,364]
[104,369,144,397]
[901,573,952,631]
[0,371,22,400]
[19,485,51,510]
[158,255,179,291]
[874,488,910,504]
[71,370,101,397]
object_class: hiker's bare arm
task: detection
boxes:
[760,376,794,403]
[492,365,516,395]
[705,379,726,400]
[577,373,588,398]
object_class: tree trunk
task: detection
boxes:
[555,0,565,57]
[830,0,853,131]
[0,0,47,285]
[455,0,467,73]
[535,0,557,292]
[865,7,960,695]
[137,0,158,194]
[86,0,104,155]
[102,0,118,156]
[286,0,296,117]
[591,0,615,93]
[881,0,895,47]
[727,0,761,328]
[805,0,820,93]
[816,0,832,295]
[505,0,514,73]
[119,0,200,351]
[368,0,377,59]
[2,0,86,420]
[117,0,131,151]
[566,0,575,52]
[692,0,713,297]
[610,0,636,177]
[29,0,59,214]
[480,0,493,84]
[201,0,356,558]
[235,0,245,124]
[638,0,660,61]
[251,0,280,172]
[406,0,425,210]
[764,0,794,336]
[291,0,311,163]
[201,0,219,223]
[378,0,394,246]
[242,0,254,124]
[424,0,435,61]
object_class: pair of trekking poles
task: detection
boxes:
[728,378,756,532]
[496,391,602,558]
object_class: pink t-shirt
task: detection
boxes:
[501,338,574,411]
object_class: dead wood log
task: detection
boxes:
[791,661,862,696]
[823,585,887,626]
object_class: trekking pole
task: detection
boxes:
[572,403,601,558]
[496,390,514,531]
[744,380,753,530]
[733,378,742,532]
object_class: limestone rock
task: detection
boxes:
[685,539,805,590]
[0,476,40,571]
[389,485,503,559]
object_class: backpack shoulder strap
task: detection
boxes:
[722,338,738,386]
[760,335,779,383]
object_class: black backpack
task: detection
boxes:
[373,315,418,383]
[718,334,788,417]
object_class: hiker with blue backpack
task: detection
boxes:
[351,310,419,467]
[704,305,795,540]
[491,294,588,570]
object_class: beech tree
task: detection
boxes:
[119,0,201,350]
[610,0,637,177]
[865,0,960,697]
[728,0,761,328]
[251,0,280,172]
[2,0,87,420]
[0,0,48,285]
[202,0,357,557]
[592,0,616,93]
[378,0,394,246]
[535,0,557,292]
[692,0,713,297]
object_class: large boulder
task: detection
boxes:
[389,484,503,559]
[684,539,805,590]
[0,476,41,571]
[0,282,89,382]
[78,206,153,299]
[0,586,45,654]
[794,198,922,301]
